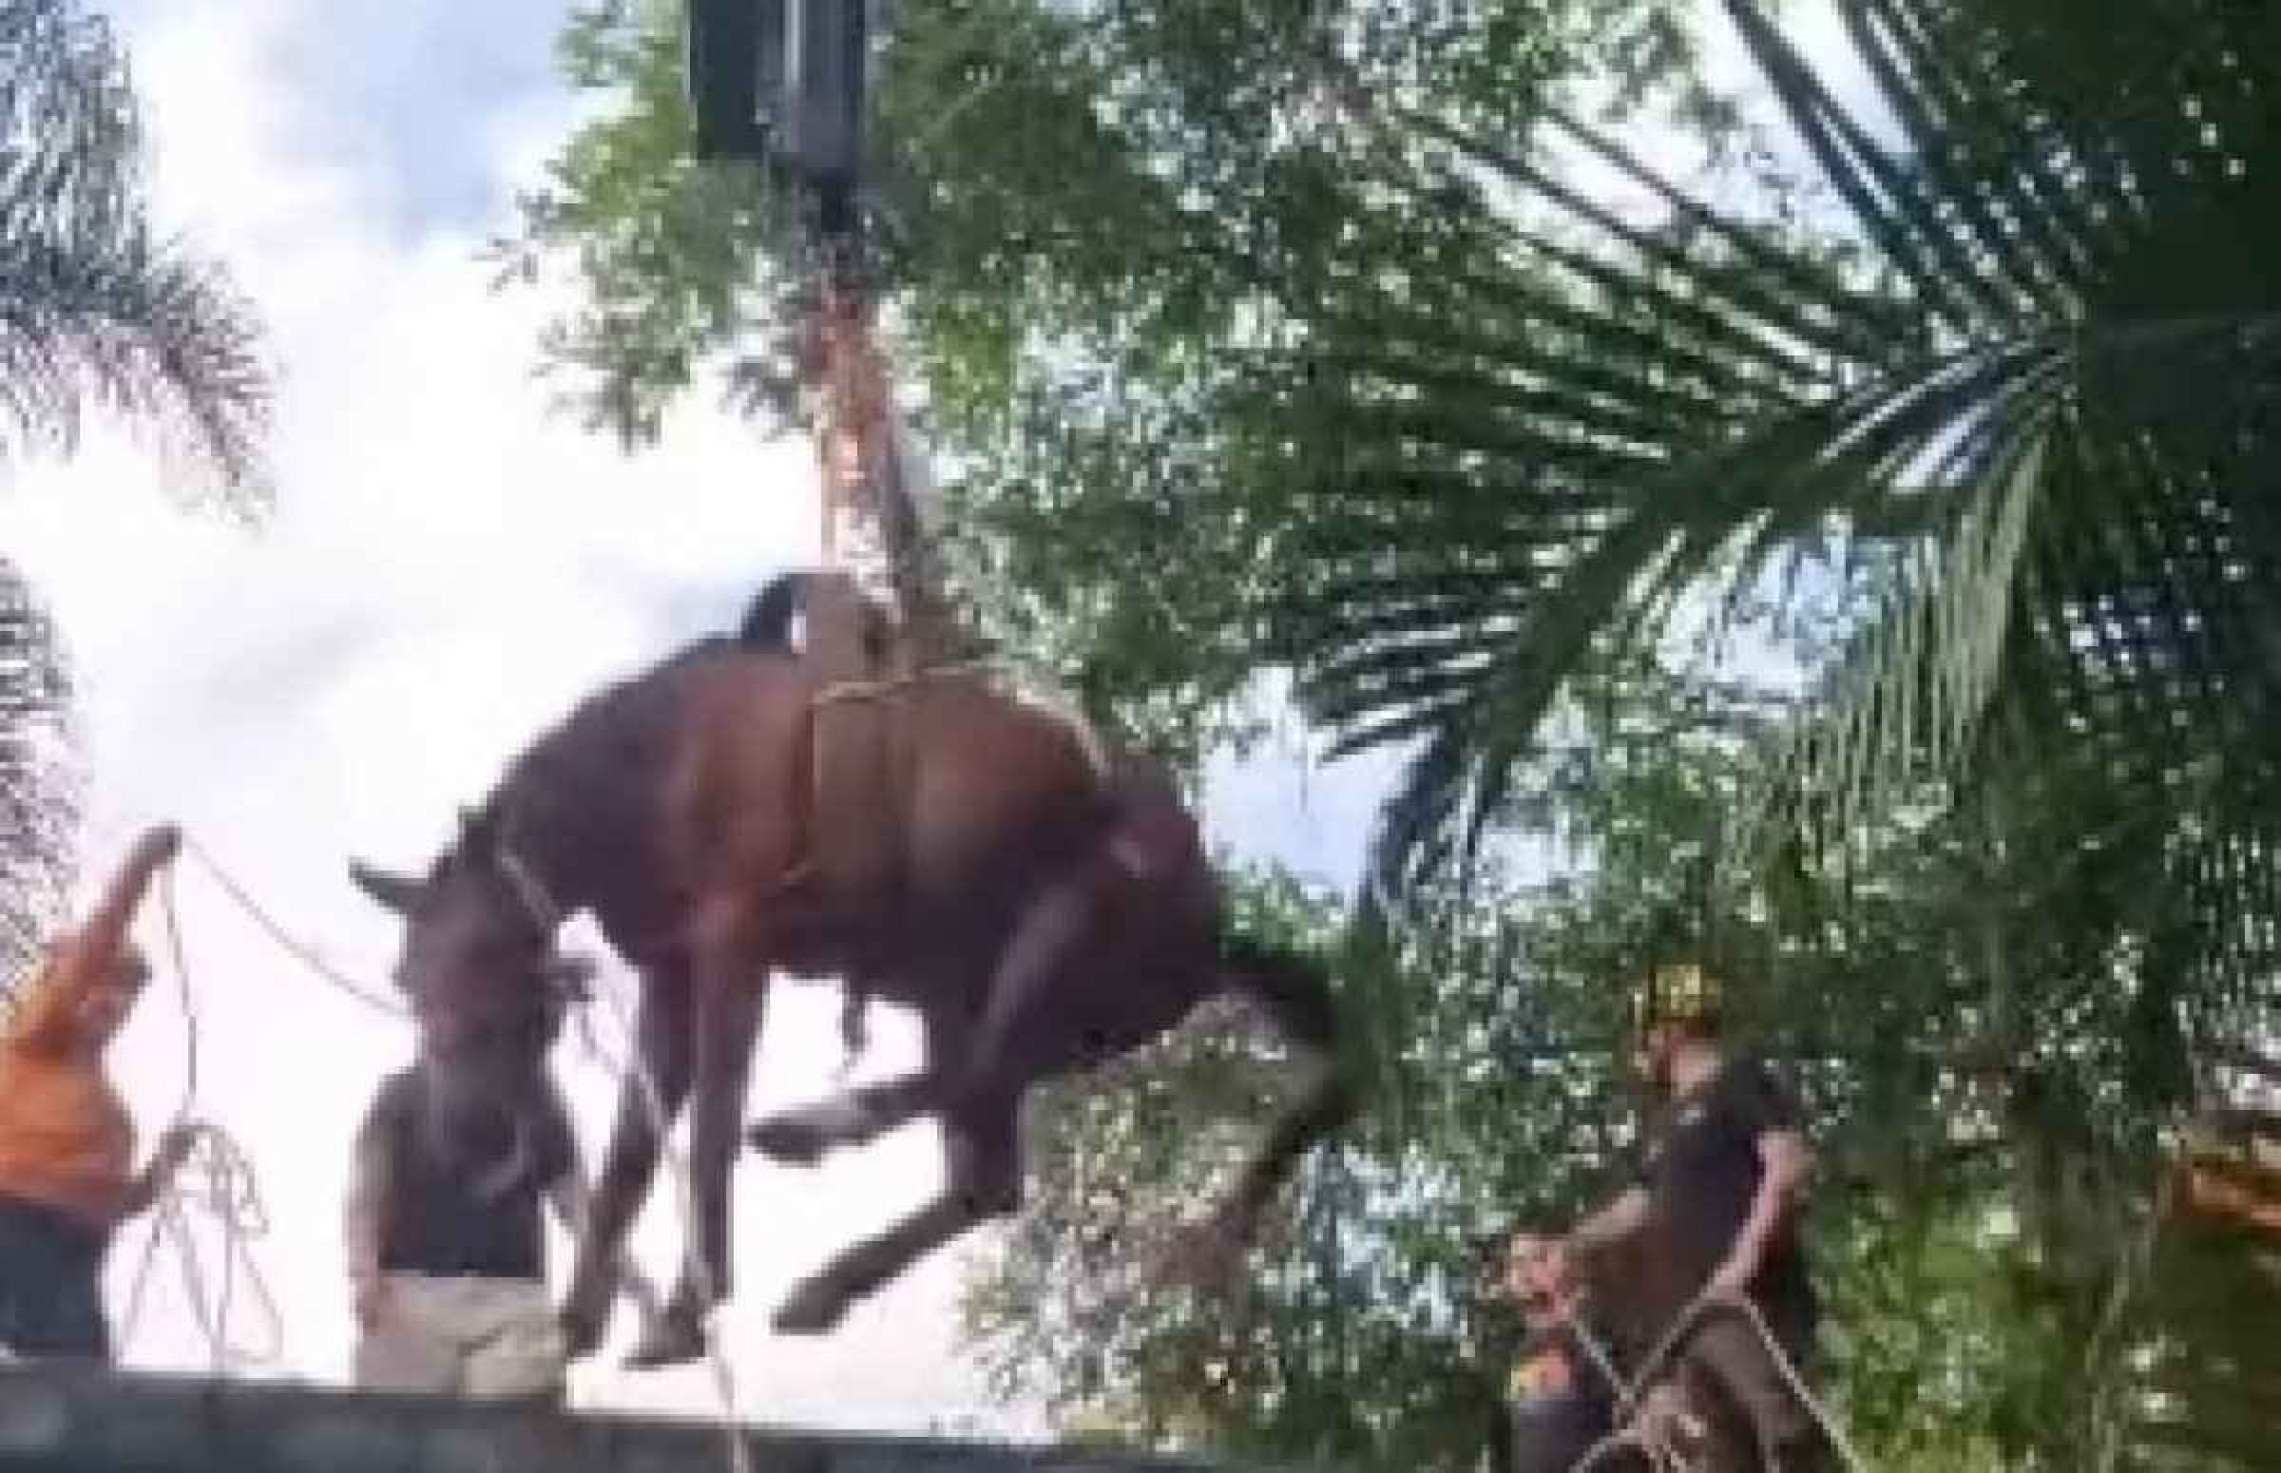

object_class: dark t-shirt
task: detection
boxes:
[1634,1055,1817,1338]
[361,1068,574,1282]
[1492,1325,1612,1473]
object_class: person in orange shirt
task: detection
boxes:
[0,824,199,1360]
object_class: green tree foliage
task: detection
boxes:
[1263,1,2281,981]
[507,0,2281,992]
[969,664,2277,1470]
[1,0,270,500]
[963,670,1993,1467]
[510,2,2280,1463]
[0,562,72,985]
[496,0,1712,759]
[0,0,271,988]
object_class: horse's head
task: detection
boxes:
[348,804,589,1096]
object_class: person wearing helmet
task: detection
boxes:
[1550,962,1827,1472]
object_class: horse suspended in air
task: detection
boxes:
[347,571,1353,1366]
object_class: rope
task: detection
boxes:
[810,658,993,709]
[119,1124,285,1372]
[570,981,753,1473]
[1559,1292,1868,1473]
[142,825,738,1422]
[159,864,198,1123]
[1564,1313,1696,1473]
[181,835,407,1018]
[116,865,284,1373]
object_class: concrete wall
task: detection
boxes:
[0,1367,1233,1473]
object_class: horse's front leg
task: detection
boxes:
[562,970,693,1359]
[627,915,768,1370]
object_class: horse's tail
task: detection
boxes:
[1214,932,1356,1223]
[1221,933,1342,1054]
[738,571,815,650]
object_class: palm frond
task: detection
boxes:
[0,558,76,997]
[0,0,271,504]
[1262,2,2281,966]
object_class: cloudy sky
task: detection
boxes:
[0,0,1388,1434]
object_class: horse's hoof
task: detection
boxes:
[747,1113,829,1166]
[558,1286,610,1361]
[623,1307,707,1370]
[560,1311,602,1362]
[771,1278,850,1335]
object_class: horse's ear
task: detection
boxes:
[348,859,423,915]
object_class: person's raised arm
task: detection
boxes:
[78,825,182,967]
[7,825,180,1049]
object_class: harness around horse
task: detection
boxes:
[790,571,1114,916]
[798,571,911,914]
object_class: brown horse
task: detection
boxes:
[348,573,1352,1366]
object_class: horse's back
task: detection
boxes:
[657,651,1113,937]
[655,646,820,903]
[900,674,1113,912]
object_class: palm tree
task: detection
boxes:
[1257,0,2276,1463]
[1286,0,2274,900]
[0,562,72,986]
[0,0,271,986]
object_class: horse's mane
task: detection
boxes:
[737,570,808,651]
[479,634,746,908]
[472,573,809,905]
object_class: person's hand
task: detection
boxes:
[155,1122,202,1172]
[352,1274,389,1331]
[135,824,184,870]
[1704,1250,1755,1303]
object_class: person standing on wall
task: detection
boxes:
[344,962,660,1402]
[0,824,200,1360]
[1557,963,1829,1472]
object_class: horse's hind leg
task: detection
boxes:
[772,1088,1020,1335]
[747,977,970,1165]
[771,890,1104,1334]
[562,970,695,1359]
[747,1067,947,1165]
[770,885,1178,1334]
[1166,940,1354,1287]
